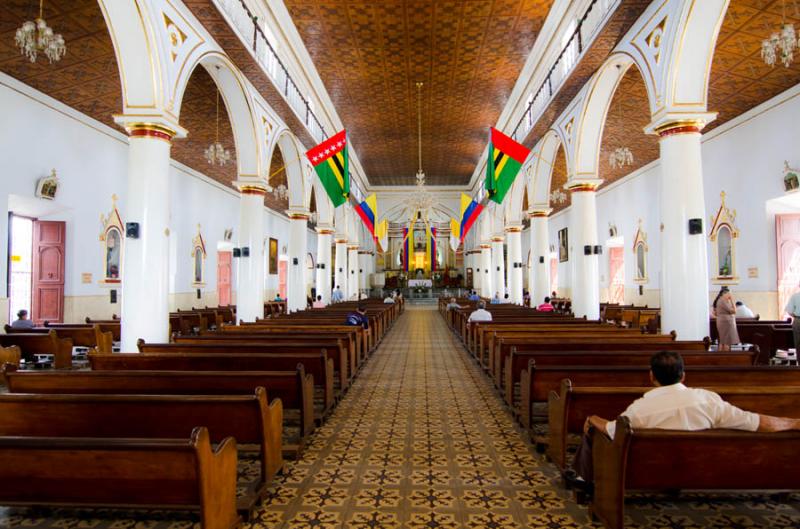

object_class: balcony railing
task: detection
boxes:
[511,0,616,142]
[215,0,327,144]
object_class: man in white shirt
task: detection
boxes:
[735,301,755,318]
[567,351,800,493]
[785,286,800,352]
[383,295,395,304]
[331,286,343,303]
[467,301,492,323]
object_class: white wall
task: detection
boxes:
[547,83,800,318]
[0,73,317,324]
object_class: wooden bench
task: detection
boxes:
[3,363,314,456]
[0,346,21,380]
[519,363,800,429]
[547,381,800,470]
[5,324,103,350]
[591,416,800,529]
[0,426,239,529]
[0,331,72,369]
[0,388,281,515]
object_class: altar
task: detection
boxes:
[408,279,432,288]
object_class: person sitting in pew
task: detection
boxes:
[468,290,480,302]
[467,301,492,323]
[445,298,461,312]
[312,295,326,308]
[10,310,34,329]
[491,292,502,305]
[566,351,800,495]
[331,286,344,303]
[383,294,396,304]
[537,297,555,312]
[735,300,755,318]
[345,305,369,329]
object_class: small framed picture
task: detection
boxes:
[558,228,569,262]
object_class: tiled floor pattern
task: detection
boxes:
[2,306,799,528]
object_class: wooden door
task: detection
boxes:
[550,256,558,295]
[776,214,800,317]
[278,260,287,300]
[31,221,65,324]
[217,251,232,306]
[608,246,625,304]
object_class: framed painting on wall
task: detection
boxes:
[269,238,278,275]
[558,228,569,263]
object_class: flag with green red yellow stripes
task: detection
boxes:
[485,127,530,204]
[306,130,349,207]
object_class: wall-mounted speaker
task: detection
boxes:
[584,245,592,255]
[292,257,299,265]
[593,245,603,255]
[241,247,250,257]
[688,218,703,235]
[233,248,241,258]
[496,266,501,271]
[125,222,139,239]
[110,289,117,304]
[196,289,201,299]
[539,256,545,264]
[339,267,343,272]
[359,269,363,273]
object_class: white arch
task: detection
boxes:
[267,130,306,210]
[530,130,563,208]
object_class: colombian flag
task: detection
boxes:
[375,219,388,252]
[486,127,530,204]
[450,218,461,252]
[355,193,377,236]
[459,193,483,243]
[306,130,349,207]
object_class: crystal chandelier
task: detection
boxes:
[408,82,436,214]
[761,0,798,68]
[550,189,567,205]
[205,88,232,166]
[272,183,288,201]
[609,147,634,169]
[15,0,66,64]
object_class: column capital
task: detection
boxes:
[644,112,717,136]
[235,178,269,196]
[316,224,335,235]
[504,224,523,233]
[286,209,311,220]
[347,244,360,250]
[114,114,187,141]
[335,237,348,244]
[565,178,603,193]
[491,235,505,243]
[528,207,552,218]
[479,243,491,249]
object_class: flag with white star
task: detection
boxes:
[306,129,349,207]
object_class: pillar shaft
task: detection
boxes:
[480,246,493,298]
[569,181,601,319]
[506,228,523,305]
[658,124,710,339]
[347,246,359,300]
[334,240,348,300]
[316,228,333,304]
[287,212,309,312]
[235,185,267,323]
[491,238,506,299]
[530,211,552,307]
[120,125,173,351]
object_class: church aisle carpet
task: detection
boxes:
[2,306,799,529]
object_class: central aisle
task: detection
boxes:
[256,305,580,528]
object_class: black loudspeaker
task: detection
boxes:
[476,268,480,272]
[110,289,117,304]
[233,248,241,258]
[496,266,501,271]
[351,270,355,274]
[241,247,250,257]
[593,245,603,255]
[292,257,299,265]
[539,256,545,264]
[485,269,489,274]
[359,269,363,273]
[688,218,703,235]
[584,245,592,255]
[125,222,139,239]
[320,263,325,269]
[339,267,343,272]
[196,289,201,299]
[639,285,644,296]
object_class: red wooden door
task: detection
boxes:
[278,260,287,300]
[31,221,65,324]
[217,251,232,306]
[776,214,800,317]
[608,246,625,304]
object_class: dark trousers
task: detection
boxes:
[573,432,594,483]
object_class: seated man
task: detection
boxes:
[383,294,396,304]
[490,292,501,304]
[10,309,34,329]
[735,300,755,318]
[445,297,461,311]
[331,286,344,303]
[345,305,369,329]
[537,296,555,312]
[468,290,480,302]
[467,301,492,323]
[312,295,326,308]
[567,351,800,494]
[274,294,283,302]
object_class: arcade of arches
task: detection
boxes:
[1,0,800,528]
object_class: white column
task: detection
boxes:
[235,182,267,323]
[506,227,523,305]
[491,236,506,300]
[334,238,348,301]
[315,226,333,304]
[480,245,493,298]
[656,122,710,339]
[568,180,602,319]
[119,123,176,351]
[347,245,359,300]
[529,209,552,307]
[358,251,368,293]
[287,211,309,312]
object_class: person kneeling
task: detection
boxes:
[565,351,800,498]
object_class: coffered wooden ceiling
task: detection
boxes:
[284,0,555,186]
[546,0,800,214]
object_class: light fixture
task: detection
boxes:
[549,189,567,205]
[204,88,232,166]
[15,0,66,64]
[272,183,288,201]
[761,0,798,68]
[407,82,437,215]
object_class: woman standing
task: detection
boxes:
[713,286,739,351]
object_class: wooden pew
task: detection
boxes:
[5,324,102,350]
[503,347,755,409]
[45,321,121,342]
[3,363,314,456]
[0,346,21,381]
[0,331,72,369]
[136,342,339,412]
[519,363,800,429]
[591,417,800,529]
[547,380,800,470]
[244,321,370,359]
[0,388,281,515]
[0,426,239,529]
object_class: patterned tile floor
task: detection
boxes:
[2,306,799,529]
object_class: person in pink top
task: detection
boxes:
[312,295,326,308]
[537,296,554,312]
